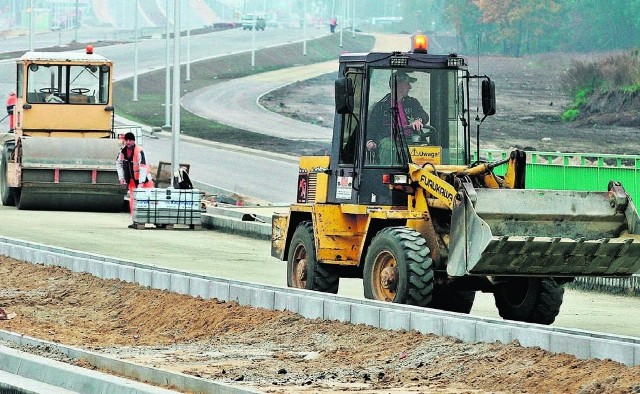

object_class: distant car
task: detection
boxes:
[241,14,266,31]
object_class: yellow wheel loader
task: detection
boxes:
[0,46,125,211]
[271,33,640,325]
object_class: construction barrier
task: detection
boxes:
[476,149,640,205]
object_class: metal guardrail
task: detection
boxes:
[571,276,640,295]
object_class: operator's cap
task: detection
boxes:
[391,71,417,84]
[389,71,417,87]
[124,132,135,141]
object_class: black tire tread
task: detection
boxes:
[495,278,564,325]
[532,279,565,324]
[0,145,15,206]
[366,227,434,307]
[289,221,339,294]
[428,288,476,314]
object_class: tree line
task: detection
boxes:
[400,0,640,56]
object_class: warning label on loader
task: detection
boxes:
[336,176,352,199]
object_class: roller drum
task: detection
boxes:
[15,137,126,212]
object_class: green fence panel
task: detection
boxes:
[474,150,640,203]
[527,164,567,189]
[563,166,601,191]
[598,167,637,197]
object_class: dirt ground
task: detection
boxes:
[261,51,640,156]
[0,258,639,394]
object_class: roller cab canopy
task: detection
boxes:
[15,48,114,138]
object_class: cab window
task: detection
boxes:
[25,63,110,105]
[338,67,363,165]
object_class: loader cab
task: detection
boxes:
[329,47,474,206]
[15,47,114,138]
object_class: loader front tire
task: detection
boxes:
[0,146,15,207]
[428,287,476,314]
[364,227,433,306]
[494,278,564,325]
[287,221,339,293]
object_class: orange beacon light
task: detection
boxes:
[412,32,428,53]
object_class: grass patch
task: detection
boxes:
[621,84,640,93]
[560,50,640,123]
[560,108,579,122]
[115,33,375,156]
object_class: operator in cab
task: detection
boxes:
[366,71,429,165]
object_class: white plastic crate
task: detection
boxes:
[133,188,201,225]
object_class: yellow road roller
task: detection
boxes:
[0,46,125,211]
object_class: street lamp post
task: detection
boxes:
[251,14,256,67]
[133,0,139,102]
[339,0,344,47]
[252,11,257,68]
[164,0,171,128]
[74,0,79,42]
[171,0,181,178]
[303,0,307,56]
[29,0,34,51]
[352,0,355,38]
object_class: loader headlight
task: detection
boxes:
[393,174,409,184]
[448,56,465,67]
[390,56,409,67]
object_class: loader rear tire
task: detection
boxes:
[364,227,433,306]
[287,221,339,293]
[0,146,15,207]
[428,287,476,314]
[494,278,564,325]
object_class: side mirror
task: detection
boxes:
[481,79,496,116]
[335,77,354,115]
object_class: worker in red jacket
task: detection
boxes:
[6,91,16,132]
[115,132,154,227]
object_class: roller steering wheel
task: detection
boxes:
[39,88,59,93]
[71,88,90,94]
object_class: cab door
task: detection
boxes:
[327,66,363,205]
[327,65,408,207]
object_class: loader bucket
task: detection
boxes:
[448,185,640,277]
[16,137,125,211]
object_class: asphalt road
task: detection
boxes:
[180,33,415,143]
[182,61,335,142]
[141,132,299,204]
